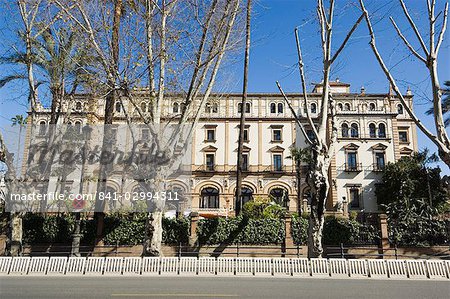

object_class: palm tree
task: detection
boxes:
[1,26,93,125]
[11,115,27,172]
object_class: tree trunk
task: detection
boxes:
[143,211,163,256]
[307,152,329,258]
[235,0,252,214]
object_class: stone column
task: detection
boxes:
[9,213,22,256]
[189,211,199,247]
[284,212,294,248]
[379,214,390,257]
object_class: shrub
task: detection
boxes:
[291,214,308,245]
[197,216,284,245]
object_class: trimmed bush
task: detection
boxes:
[291,214,308,245]
[197,216,285,245]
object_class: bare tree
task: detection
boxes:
[359,0,450,168]
[235,0,252,215]
[276,0,364,258]
[54,0,243,255]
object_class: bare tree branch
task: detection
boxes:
[389,16,427,63]
[399,0,430,57]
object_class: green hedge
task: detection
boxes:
[23,213,189,245]
[197,216,285,245]
[291,215,308,245]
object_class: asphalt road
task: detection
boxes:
[1,276,449,299]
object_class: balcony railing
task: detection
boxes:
[372,163,385,172]
[343,163,362,172]
[195,165,216,172]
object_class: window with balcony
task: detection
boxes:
[205,153,215,171]
[200,187,219,209]
[273,154,283,171]
[347,151,358,171]
[374,152,386,171]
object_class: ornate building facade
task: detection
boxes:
[26,80,418,217]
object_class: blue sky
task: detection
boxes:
[0,0,449,174]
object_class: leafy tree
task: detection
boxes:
[376,150,449,246]
[376,151,448,208]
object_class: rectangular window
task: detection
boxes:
[141,128,149,140]
[349,188,360,208]
[243,129,249,142]
[206,129,215,141]
[273,154,282,171]
[242,153,249,171]
[399,131,408,143]
[347,152,358,171]
[375,152,385,170]
[206,154,215,171]
[272,129,282,142]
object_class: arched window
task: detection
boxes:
[397,104,403,114]
[270,103,276,113]
[200,187,219,209]
[369,103,376,111]
[141,102,147,113]
[115,101,121,113]
[75,102,82,111]
[269,187,289,207]
[350,123,359,138]
[238,103,251,113]
[180,103,186,113]
[173,102,179,113]
[369,123,376,138]
[311,103,317,114]
[245,103,251,113]
[38,121,47,136]
[337,103,343,111]
[74,121,82,134]
[277,103,283,113]
[205,102,212,113]
[344,103,351,111]
[378,123,386,138]
[212,103,218,113]
[341,123,349,138]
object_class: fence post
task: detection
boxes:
[189,212,199,247]
[237,242,239,257]
[378,214,390,259]
[340,243,344,259]
[284,212,295,249]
